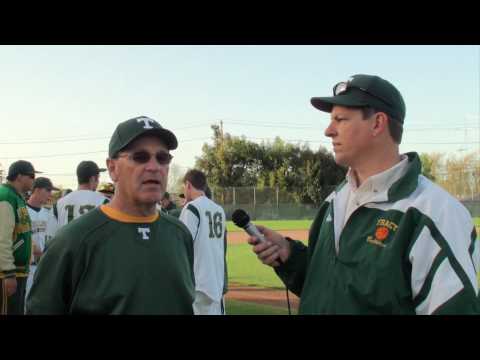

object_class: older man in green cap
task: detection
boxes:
[247,74,480,314]
[27,116,195,315]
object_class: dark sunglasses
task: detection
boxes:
[333,81,392,107]
[23,173,35,179]
[118,151,173,165]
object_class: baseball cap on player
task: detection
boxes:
[311,74,406,124]
[33,177,60,191]
[108,116,178,158]
[77,161,106,180]
[7,160,42,181]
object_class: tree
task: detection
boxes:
[168,163,187,195]
[195,125,262,188]
[195,125,347,205]
[420,153,436,181]
[305,148,347,205]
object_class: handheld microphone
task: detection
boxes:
[231,208,292,315]
[231,209,265,243]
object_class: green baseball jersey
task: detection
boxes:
[276,152,480,315]
[26,205,195,314]
[0,183,32,278]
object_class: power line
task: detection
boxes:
[224,120,480,132]
[0,123,213,144]
[0,137,109,145]
[0,150,106,160]
[1,120,480,145]
[2,135,480,160]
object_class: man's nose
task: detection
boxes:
[324,121,336,137]
[145,155,168,172]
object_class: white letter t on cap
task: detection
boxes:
[137,117,155,129]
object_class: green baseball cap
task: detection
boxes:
[7,160,42,181]
[33,177,60,191]
[311,74,406,123]
[109,116,178,158]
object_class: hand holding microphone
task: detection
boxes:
[232,209,291,267]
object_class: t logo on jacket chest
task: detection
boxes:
[138,227,150,240]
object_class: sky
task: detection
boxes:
[0,45,478,189]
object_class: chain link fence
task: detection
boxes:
[212,186,338,220]
[211,186,480,220]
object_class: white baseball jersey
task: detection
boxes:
[179,196,227,315]
[55,190,108,228]
[26,205,58,303]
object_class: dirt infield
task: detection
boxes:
[228,230,308,245]
[225,283,300,310]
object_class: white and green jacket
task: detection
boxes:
[276,152,480,314]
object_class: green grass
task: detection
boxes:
[227,243,284,288]
[225,299,293,315]
[474,217,480,227]
[227,219,312,232]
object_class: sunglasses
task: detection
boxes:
[333,81,392,107]
[118,151,173,165]
[23,173,35,179]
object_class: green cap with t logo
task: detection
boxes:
[311,74,406,124]
[109,116,178,158]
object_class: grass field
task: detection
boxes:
[225,299,293,315]
[227,243,284,288]
[474,217,480,228]
[227,219,313,232]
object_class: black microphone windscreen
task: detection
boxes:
[232,209,250,228]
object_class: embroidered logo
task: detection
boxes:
[375,226,389,241]
[137,116,157,129]
[138,227,150,240]
[16,207,31,234]
[366,218,398,248]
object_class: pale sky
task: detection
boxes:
[0,45,478,189]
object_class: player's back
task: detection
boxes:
[55,190,108,227]
[27,206,57,252]
[181,196,226,303]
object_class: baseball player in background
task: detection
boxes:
[25,177,59,306]
[54,160,109,227]
[179,169,228,315]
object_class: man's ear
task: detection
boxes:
[106,158,118,182]
[372,112,389,137]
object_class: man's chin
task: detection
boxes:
[334,156,347,167]
[138,191,163,205]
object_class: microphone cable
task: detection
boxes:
[285,286,291,315]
